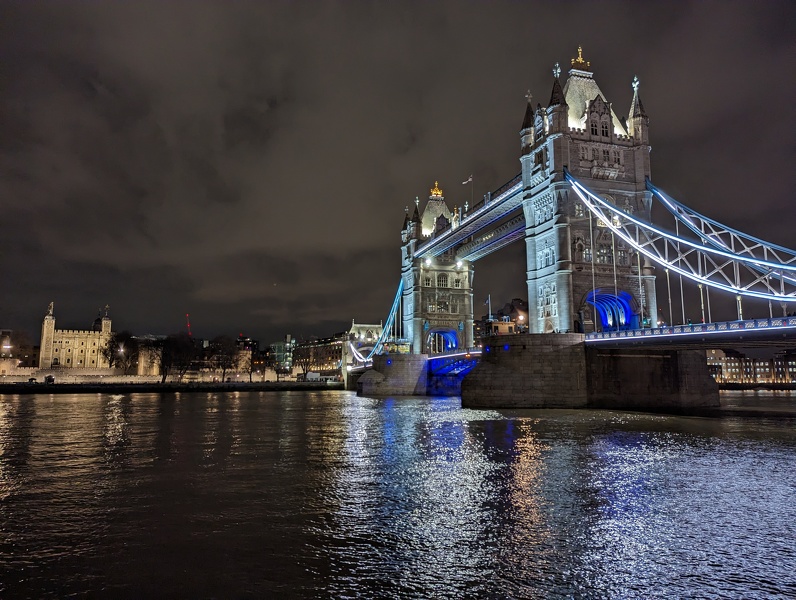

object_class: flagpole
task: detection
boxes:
[462,174,473,213]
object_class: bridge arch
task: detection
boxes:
[584,288,639,332]
[425,327,459,354]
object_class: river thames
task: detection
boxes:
[1,390,794,598]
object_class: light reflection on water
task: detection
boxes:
[0,391,794,598]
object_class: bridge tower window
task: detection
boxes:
[437,274,448,288]
[601,121,610,137]
[424,276,432,287]
[454,278,461,289]
[575,203,584,217]
[590,120,598,136]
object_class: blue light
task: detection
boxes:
[503,344,510,351]
[485,346,491,353]
[386,358,392,365]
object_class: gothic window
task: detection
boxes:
[590,120,598,136]
[602,149,610,163]
[598,244,613,264]
[584,247,592,262]
[427,303,436,313]
[437,274,448,288]
[612,150,621,164]
[618,249,628,265]
[581,146,588,160]
[424,276,432,287]
[454,279,461,289]
[591,148,598,161]
[601,121,610,137]
[575,203,584,217]
[437,301,449,313]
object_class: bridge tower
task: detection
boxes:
[401,183,475,354]
[522,47,658,333]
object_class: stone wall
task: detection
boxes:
[461,333,720,412]
[462,333,588,408]
[356,354,429,397]
[586,348,720,411]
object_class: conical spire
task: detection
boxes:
[549,63,564,106]
[521,91,534,130]
[630,75,646,118]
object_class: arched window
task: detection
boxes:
[590,120,598,136]
[437,274,448,288]
[601,121,610,137]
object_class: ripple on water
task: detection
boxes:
[0,391,794,598]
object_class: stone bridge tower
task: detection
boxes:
[522,47,658,333]
[401,183,475,354]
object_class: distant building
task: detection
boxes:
[706,349,796,384]
[1,329,40,375]
[270,334,297,373]
[293,321,385,376]
[38,302,113,369]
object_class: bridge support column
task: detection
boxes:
[357,354,429,397]
[462,333,719,412]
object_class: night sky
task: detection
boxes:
[2,1,795,344]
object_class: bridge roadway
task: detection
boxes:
[352,317,796,375]
[586,316,796,349]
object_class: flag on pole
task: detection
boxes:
[462,175,473,185]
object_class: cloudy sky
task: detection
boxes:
[2,0,794,343]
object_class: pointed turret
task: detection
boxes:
[520,92,534,155]
[628,75,649,145]
[546,63,568,135]
[629,75,647,119]
[521,97,534,130]
[549,63,565,106]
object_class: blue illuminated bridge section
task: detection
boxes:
[585,316,796,348]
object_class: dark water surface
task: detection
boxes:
[1,391,794,598]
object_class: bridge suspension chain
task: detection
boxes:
[565,170,796,302]
[365,279,404,360]
[647,180,796,291]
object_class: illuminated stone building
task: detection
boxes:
[521,47,657,333]
[401,182,475,353]
[38,303,113,369]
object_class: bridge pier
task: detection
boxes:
[356,354,429,397]
[461,333,719,412]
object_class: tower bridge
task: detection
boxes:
[354,47,796,410]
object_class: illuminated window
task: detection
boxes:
[575,203,584,217]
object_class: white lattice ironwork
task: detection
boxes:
[565,170,796,301]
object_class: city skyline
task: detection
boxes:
[2,1,795,343]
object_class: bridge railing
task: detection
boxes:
[586,316,796,341]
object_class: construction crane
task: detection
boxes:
[186,313,193,337]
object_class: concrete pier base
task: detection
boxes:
[462,334,588,408]
[462,333,719,412]
[356,354,429,397]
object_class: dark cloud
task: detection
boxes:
[1,0,795,342]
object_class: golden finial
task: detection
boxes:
[570,45,591,70]
[430,181,443,197]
